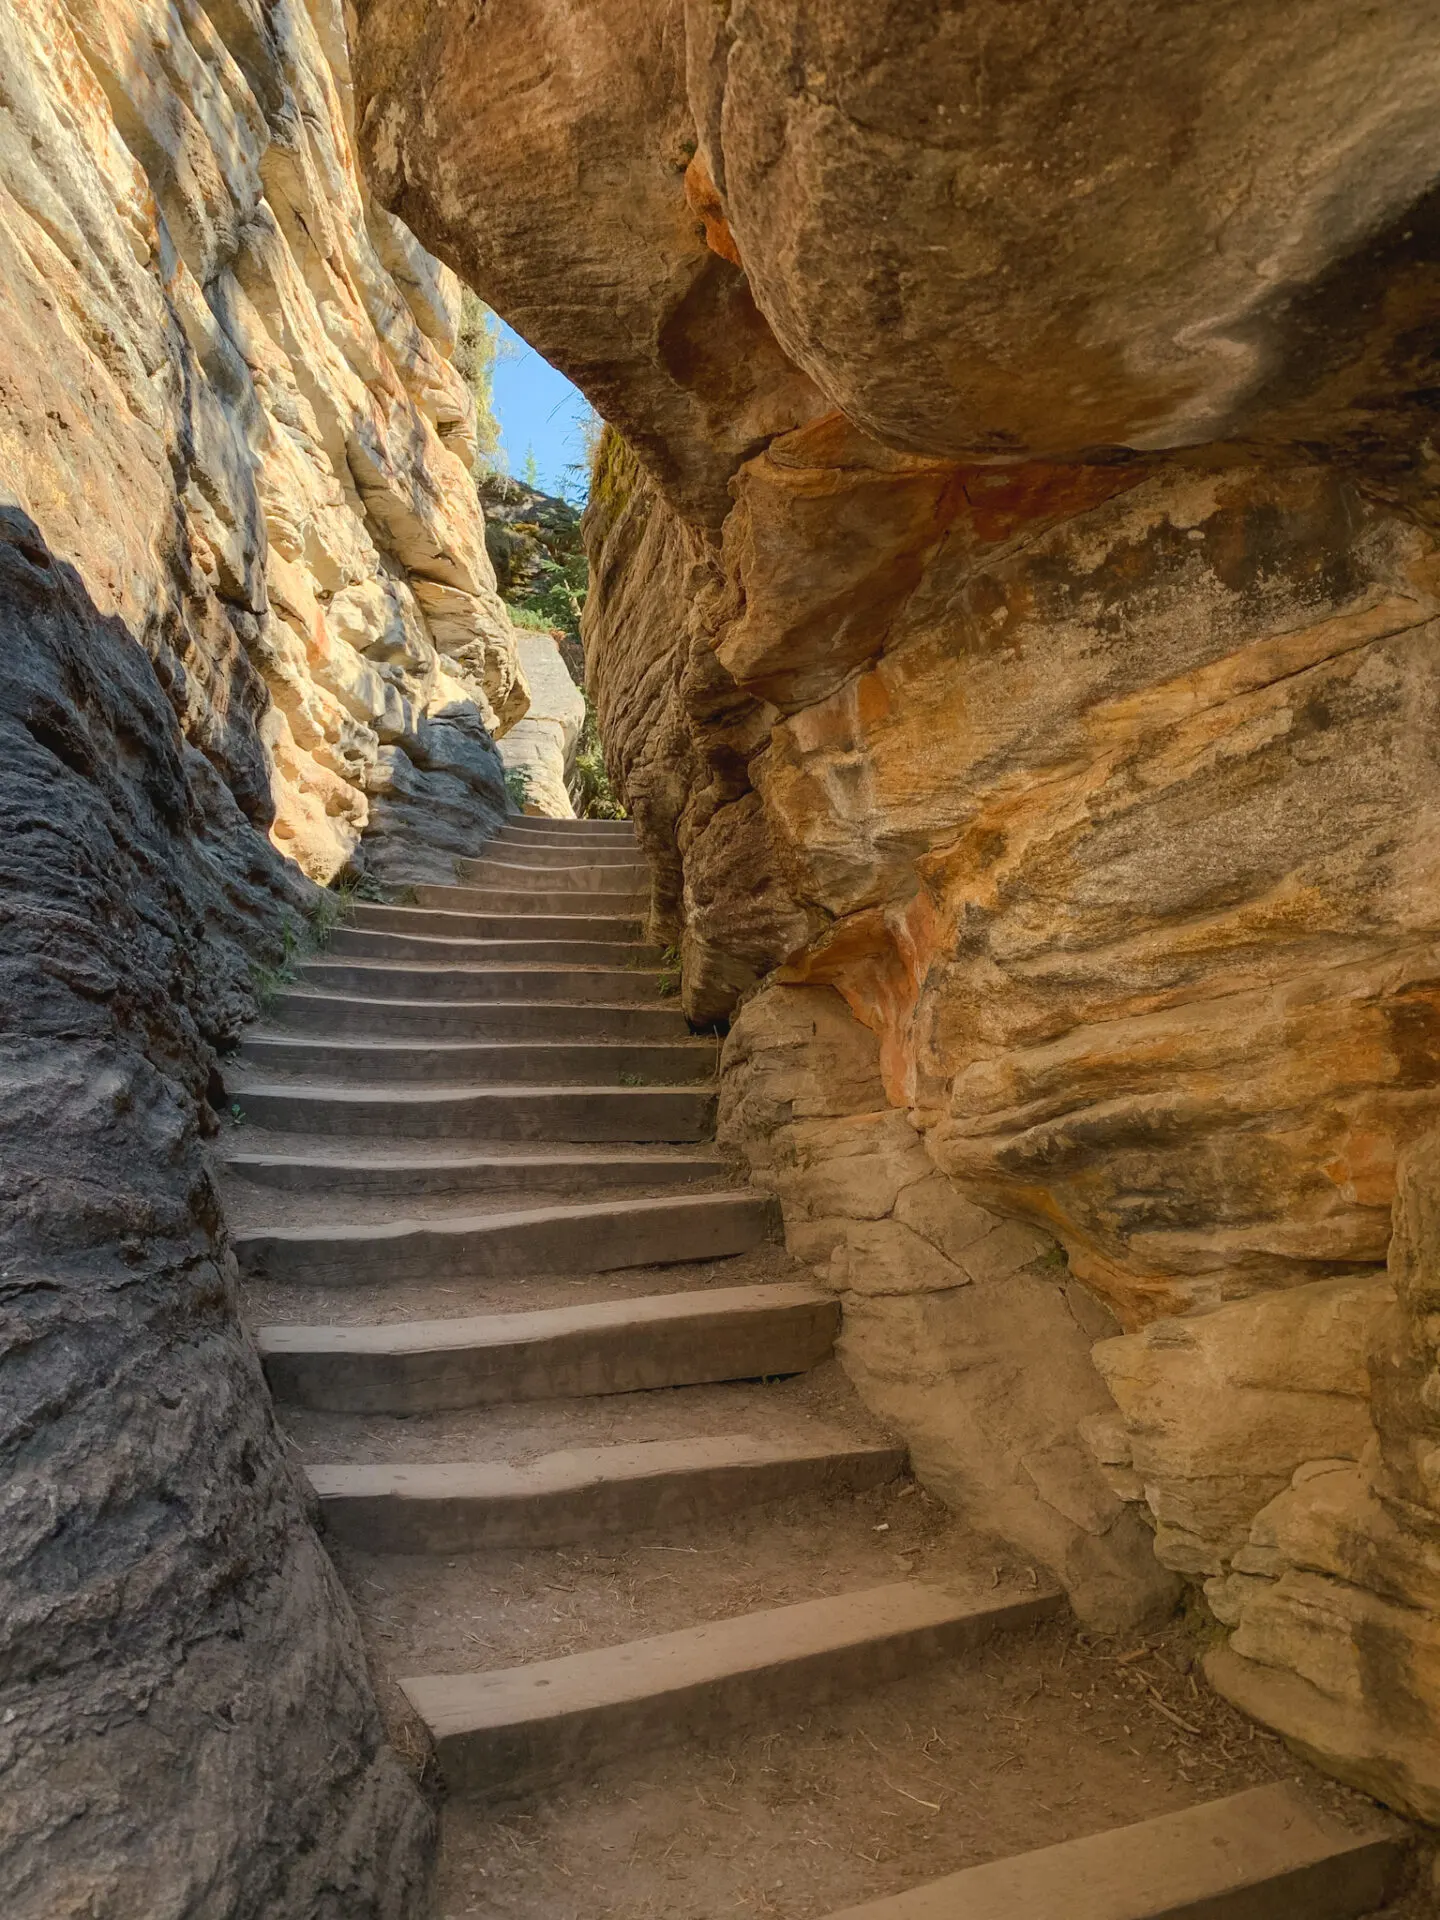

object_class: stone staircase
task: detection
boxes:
[222,817,1411,1919]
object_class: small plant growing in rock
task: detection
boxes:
[504,764,533,812]
[656,944,681,998]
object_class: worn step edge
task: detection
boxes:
[410,889,647,915]
[327,930,660,962]
[235,1035,716,1086]
[235,1189,776,1285]
[308,1435,906,1551]
[255,1280,838,1411]
[257,995,689,1040]
[225,1081,716,1141]
[222,1146,725,1195]
[348,910,645,939]
[292,964,667,1003]
[402,1579,1060,1797]
[820,1781,1408,1920]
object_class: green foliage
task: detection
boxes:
[656,941,681,999]
[589,422,643,516]
[507,604,555,632]
[504,764,533,812]
[522,443,539,488]
[570,695,626,819]
[515,549,587,645]
[453,290,508,471]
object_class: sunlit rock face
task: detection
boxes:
[0,0,540,1906]
[500,628,587,818]
[3,0,523,890]
[351,0,1440,1813]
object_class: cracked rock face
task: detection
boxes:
[0,0,544,1906]
[355,0,1440,1815]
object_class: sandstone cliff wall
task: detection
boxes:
[0,0,531,1907]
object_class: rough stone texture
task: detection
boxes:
[718,984,1181,1634]
[1187,1135,1440,1821]
[1,0,521,894]
[499,628,586,818]
[347,0,1440,1815]
[0,0,551,1906]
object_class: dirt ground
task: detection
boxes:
[322,1468,1431,1918]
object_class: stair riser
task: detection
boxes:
[295,966,666,1004]
[237,1194,773,1288]
[263,998,689,1041]
[350,909,643,941]
[229,1087,716,1141]
[412,888,646,917]
[472,842,644,867]
[500,821,635,837]
[428,1600,1056,1799]
[326,930,660,965]
[223,1152,727,1199]
[456,862,650,892]
[315,1451,903,1553]
[235,1040,716,1085]
[261,1295,838,1413]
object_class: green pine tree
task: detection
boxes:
[522,444,540,489]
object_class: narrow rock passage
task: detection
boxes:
[222,819,1415,1919]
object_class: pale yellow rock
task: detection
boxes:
[498,628,587,817]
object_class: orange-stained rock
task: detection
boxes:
[356,0,1440,1818]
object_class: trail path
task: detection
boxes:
[222,817,1418,1918]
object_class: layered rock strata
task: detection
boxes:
[356,0,1440,1819]
[0,0,533,1906]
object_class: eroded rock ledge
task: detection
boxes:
[355,0,1440,1820]
[0,0,537,1907]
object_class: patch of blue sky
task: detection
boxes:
[490,319,595,502]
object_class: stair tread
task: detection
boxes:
[821,1781,1406,1920]
[255,1278,829,1352]
[235,1187,768,1248]
[402,1579,1058,1739]
[307,1432,904,1494]
[306,1433,907,1551]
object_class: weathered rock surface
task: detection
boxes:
[718,983,1181,1634]
[2,0,522,893]
[306,0,1440,1821]
[0,0,542,1906]
[499,627,587,818]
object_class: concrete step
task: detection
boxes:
[349,904,643,941]
[294,962,667,1004]
[821,1782,1407,1920]
[309,1434,906,1552]
[236,1034,716,1086]
[325,927,660,966]
[413,885,646,917]
[260,993,689,1042]
[235,1189,774,1287]
[223,1144,728,1199]
[403,1579,1060,1796]
[256,1280,838,1412]
[499,819,635,838]
[458,856,649,888]
[227,1080,716,1140]
[465,845,645,874]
